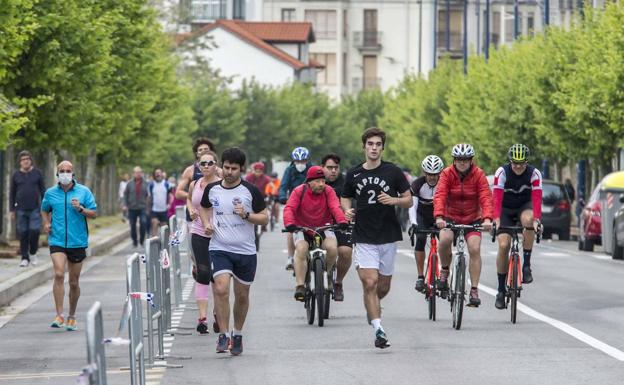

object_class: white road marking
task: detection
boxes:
[480,283,624,362]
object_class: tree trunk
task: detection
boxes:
[44,149,57,187]
[0,146,15,244]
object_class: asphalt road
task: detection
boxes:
[1,230,623,385]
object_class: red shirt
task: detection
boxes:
[244,173,271,198]
[283,184,346,228]
[433,165,493,224]
[134,179,142,201]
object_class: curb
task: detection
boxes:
[0,227,129,308]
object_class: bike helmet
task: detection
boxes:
[291,147,310,161]
[508,143,530,162]
[451,143,475,158]
[251,161,265,171]
[421,155,444,174]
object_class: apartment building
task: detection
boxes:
[182,0,577,98]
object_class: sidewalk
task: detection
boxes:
[0,221,129,307]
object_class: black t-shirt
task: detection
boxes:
[410,176,435,219]
[342,161,410,244]
[327,173,345,198]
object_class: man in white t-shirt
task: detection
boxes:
[148,168,170,236]
[200,147,268,356]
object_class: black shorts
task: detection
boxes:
[211,250,257,285]
[150,211,168,223]
[50,246,87,263]
[415,213,435,252]
[498,201,533,235]
[335,230,353,248]
[191,234,212,285]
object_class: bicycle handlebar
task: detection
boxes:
[490,223,542,244]
[281,223,353,234]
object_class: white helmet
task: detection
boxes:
[421,155,444,174]
[451,143,475,158]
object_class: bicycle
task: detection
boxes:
[410,227,441,321]
[282,224,349,327]
[265,196,278,232]
[491,223,541,324]
[443,223,484,330]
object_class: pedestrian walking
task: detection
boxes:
[10,150,45,267]
[118,172,129,222]
[199,147,269,355]
[41,160,97,331]
[148,168,171,236]
[124,166,149,248]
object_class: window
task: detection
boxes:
[310,53,336,85]
[343,10,348,38]
[281,8,295,21]
[437,9,463,51]
[190,0,226,21]
[343,52,347,86]
[305,10,337,39]
[233,0,245,20]
[527,13,535,36]
[492,11,501,48]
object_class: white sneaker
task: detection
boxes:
[19,259,29,267]
[30,255,38,266]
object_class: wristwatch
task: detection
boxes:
[243,211,250,220]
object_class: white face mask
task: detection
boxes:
[58,172,73,185]
[295,163,306,173]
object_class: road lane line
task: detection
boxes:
[479,283,624,361]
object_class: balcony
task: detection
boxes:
[353,31,383,51]
[352,77,381,92]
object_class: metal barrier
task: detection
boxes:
[126,253,145,385]
[169,216,183,308]
[159,225,172,332]
[86,301,107,385]
[144,237,165,365]
[175,206,189,253]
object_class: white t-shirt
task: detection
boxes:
[200,180,266,255]
[118,180,128,200]
[150,180,169,212]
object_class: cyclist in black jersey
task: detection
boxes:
[408,155,444,293]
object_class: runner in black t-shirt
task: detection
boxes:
[341,127,412,349]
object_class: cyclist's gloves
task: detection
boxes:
[408,224,417,238]
[285,224,298,233]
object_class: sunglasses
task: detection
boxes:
[58,170,72,174]
[455,158,472,162]
[199,160,216,167]
[511,161,527,166]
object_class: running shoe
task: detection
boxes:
[30,255,38,266]
[50,315,65,328]
[285,256,294,271]
[230,335,243,356]
[495,291,506,310]
[65,318,77,331]
[468,287,481,307]
[213,314,220,333]
[19,259,29,268]
[374,328,391,349]
[216,333,230,353]
[414,277,426,293]
[294,285,305,302]
[333,283,344,302]
[522,266,533,284]
[196,317,208,334]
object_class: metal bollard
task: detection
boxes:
[126,253,145,385]
[159,225,172,332]
[86,301,107,385]
[169,216,183,308]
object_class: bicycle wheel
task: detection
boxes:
[314,257,325,327]
[428,253,437,321]
[510,254,519,324]
[305,264,314,325]
[324,267,334,320]
[452,255,465,330]
[254,225,261,252]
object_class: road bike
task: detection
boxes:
[444,223,484,330]
[410,227,441,321]
[492,223,541,324]
[283,224,350,327]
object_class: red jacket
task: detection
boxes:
[433,165,493,224]
[283,184,347,228]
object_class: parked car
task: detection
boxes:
[541,180,572,240]
[578,184,602,251]
[611,195,624,259]
[486,176,571,239]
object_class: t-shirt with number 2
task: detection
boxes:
[342,161,410,244]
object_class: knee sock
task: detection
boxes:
[523,249,532,268]
[195,283,209,300]
[497,273,507,293]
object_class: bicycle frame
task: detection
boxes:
[426,236,440,290]
[507,231,522,290]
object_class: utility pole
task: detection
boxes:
[446,0,451,52]
[433,0,438,68]
[485,0,490,61]
[514,0,519,40]
[463,0,468,74]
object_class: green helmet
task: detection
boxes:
[508,144,530,162]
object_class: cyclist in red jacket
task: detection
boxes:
[433,143,493,307]
[283,166,348,302]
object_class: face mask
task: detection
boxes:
[58,172,73,185]
[295,163,306,173]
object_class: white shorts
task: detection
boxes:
[294,230,335,245]
[353,242,397,276]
